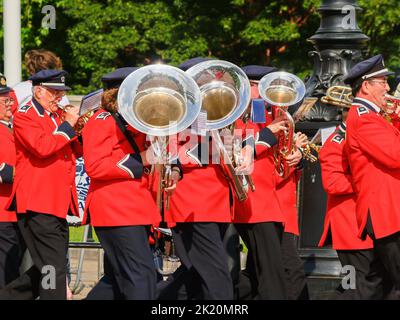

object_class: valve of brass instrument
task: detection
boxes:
[294,132,320,163]
[74,110,95,135]
[301,143,320,163]
[58,104,81,132]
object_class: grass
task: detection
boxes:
[69,226,99,242]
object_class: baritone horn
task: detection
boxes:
[118,64,202,210]
[258,71,306,179]
[186,60,254,201]
[321,85,353,108]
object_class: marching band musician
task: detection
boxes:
[319,107,389,299]
[275,131,310,300]
[233,65,302,300]
[162,57,234,300]
[82,67,181,300]
[0,70,81,300]
[344,54,400,297]
[0,74,23,289]
[13,49,70,113]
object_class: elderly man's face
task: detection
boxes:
[0,92,13,122]
[364,76,390,109]
[35,86,65,113]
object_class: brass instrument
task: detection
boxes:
[322,86,400,123]
[186,60,254,201]
[58,88,103,135]
[58,104,95,135]
[381,94,400,123]
[258,71,306,179]
[321,85,353,108]
[385,94,400,110]
[118,64,202,210]
[300,143,320,162]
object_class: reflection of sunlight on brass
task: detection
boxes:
[202,87,236,121]
[117,64,202,213]
[265,86,297,104]
[186,60,252,202]
[134,91,185,128]
[258,72,305,179]
[321,86,353,108]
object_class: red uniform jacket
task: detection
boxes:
[165,133,231,223]
[276,168,301,236]
[233,113,285,224]
[319,123,373,250]
[0,122,17,222]
[347,97,400,239]
[6,98,82,219]
[82,109,160,227]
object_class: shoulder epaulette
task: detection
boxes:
[331,134,344,144]
[18,104,32,113]
[95,111,111,120]
[356,106,369,117]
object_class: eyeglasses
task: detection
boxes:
[0,97,14,105]
[43,87,66,97]
[368,79,388,86]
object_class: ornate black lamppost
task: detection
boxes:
[302,0,369,122]
[297,0,369,294]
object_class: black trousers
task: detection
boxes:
[371,232,400,297]
[167,222,233,300]
[0,212,68,300]
[281,232,309,300]
[235,222,287,300]
[85,253,119,300]
[336,249,390,300]
[365,214,400,297]
[94,225,157,300]
[0,222,24,289]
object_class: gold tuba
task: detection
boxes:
[258,71,306,179]
[117,64,202,210]
[186,60,254,201]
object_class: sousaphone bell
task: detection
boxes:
[118,64,202,210]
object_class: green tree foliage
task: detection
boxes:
[0,0,399,93]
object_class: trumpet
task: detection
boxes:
[385,94,400,110]
[58,104,98,135]
[380,94,400,123]
[58,89,103,135]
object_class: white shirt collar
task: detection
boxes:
[0,120,10,127]
[355,97,380,113]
